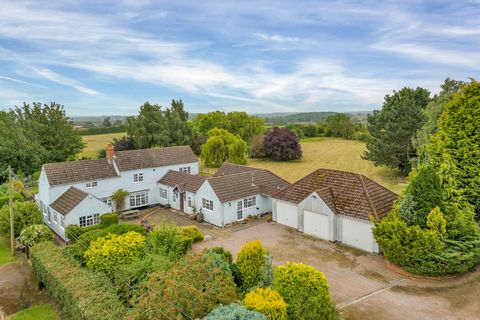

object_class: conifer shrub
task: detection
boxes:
[273,262,339,320]
[243,288,287,320]
[236,240,267,292]
[204,246,233,264]
[205,304,267,320]
[177,225,204,243]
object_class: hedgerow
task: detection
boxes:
[30,242,125,320]
[243,288,287,320]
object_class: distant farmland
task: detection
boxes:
[80,132,126,158]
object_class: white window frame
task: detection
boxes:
[86,181,98,189]
[129,192,149,208]
[202,198,214,211]
[159,188,168,199]
[187,196,193,208]
[60,216,65,229]
[53,212,58,224]
[133,173,144,183]
[79,213,100,227]
[179,166,191,174]
[172,191,177,203]
[243,196,257,208]
[102,198,112,206]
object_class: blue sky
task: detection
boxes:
[0,0,478,115]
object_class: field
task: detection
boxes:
[80,132,126,158]
[80,134,405,193]
[248,137,406,193]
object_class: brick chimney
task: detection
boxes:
[106,144,115,164]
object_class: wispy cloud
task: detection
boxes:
[0,75,48,89]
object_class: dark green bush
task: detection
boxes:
[30,242,125,320]
[100,212,118,227]
[146,222,193,259]
[65,225,82,242]
[177,225,204,243]
[204,246,233,264]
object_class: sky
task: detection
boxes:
[0,1,479,116]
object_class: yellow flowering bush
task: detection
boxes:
[243,288,287,320]
[84,231,146,277]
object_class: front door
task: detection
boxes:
[180,192,184,212]
[237,200,243,220]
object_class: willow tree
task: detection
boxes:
[200,128,247,167]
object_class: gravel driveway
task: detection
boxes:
[194,221,480,320]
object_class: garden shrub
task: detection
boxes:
[146,221,193,259]
[236,240,267,292]
[273,262,338,320]
[113,253,171,305]
[177,225,204,243]
[204,246,233,264]
[65,224,82,242]
[205,304,267,320]
[0,201,42,237]
[100,212,118,227]
[129,254,238,319]
[84,231,146,277]
[19,224,52,247]
[243,288,287,320]
[30,242,125,320]
[105,223,147,236]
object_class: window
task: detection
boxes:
[237,200,243,220]
[159,188,168,199]
[86,181,98,188]
[134,173,144,182]
[129,192,149,207]
[60,216,65,228]
[53,212,58,224]
[187,197,193,208]
[79,213,100,227]
[172,192,177,203]
[179,166,191,174]
[47,208,51,223]
[243,196,256,208]
[102,198,112,206]
[202,198,213,211]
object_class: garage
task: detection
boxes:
[341,215,377,253]
[303,210,329,240]
[275,200,298,229]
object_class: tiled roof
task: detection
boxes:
[50,187,89,215]
[43,159,118,186]
[158,170,207,193]
[114,146,197,171]
[214,162,261,177]
[208,169,290,203]
[274,168,397,220]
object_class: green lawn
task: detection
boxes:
[9,304,59,320]
[0,236,16,266]
[79,132,126,158]
[248,137,406,193]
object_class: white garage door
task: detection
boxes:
[275,201,298,229]
[341,216,375,252]
[303,210,329,240]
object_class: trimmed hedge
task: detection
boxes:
[30,242,125,320]
[177,225,204,243]
[100,213,119,227]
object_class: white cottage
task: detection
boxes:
[37,144,199,241]
[158,163,290,227]
[272,168,397,253]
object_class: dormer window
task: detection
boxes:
[134,173,144,182]
[86,181,98,188]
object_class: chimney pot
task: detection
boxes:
[106,144,115,163]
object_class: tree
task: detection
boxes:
[273,262,338,320]
[112,136,135,151]
[0,201,43,237]
[84,231,146,277]
[325,113,355,139]
[243,288,287,320]
[19,224,53,247]
[363,87,430,173]
[103,117,112,127]
[402,165,444,228]
[249,134,265,158]
[164,99,193,146]
[263,128,302,161]
[427,81,480,218]
[13,102,84,164]
[126,102,169,149]
[112,189,129,211]
[130,254,238,319]
[236,240,267,292]
[200,129,247,167]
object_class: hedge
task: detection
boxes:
[30,242,125,320]
[100,212,119,227]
